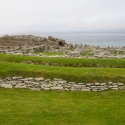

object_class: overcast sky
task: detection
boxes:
[0,0,125,34]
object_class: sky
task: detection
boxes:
[0,0,125,34]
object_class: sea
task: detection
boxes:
[38,31,125,48]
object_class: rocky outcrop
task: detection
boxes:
[0,77,124,92]
[0,35,67,54]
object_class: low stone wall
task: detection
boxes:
[0,77,125,92]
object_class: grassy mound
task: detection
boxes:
[0,54,125,68]
[0,61,125,83]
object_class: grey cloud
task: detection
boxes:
[0,0,125,34]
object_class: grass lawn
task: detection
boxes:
[0,54,125,125]
[1,54,125,68]
[0,87,125,125]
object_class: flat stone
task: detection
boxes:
[63,85,71,88]
[6,81,17,86]
[111,88,118,90]
[100,83,106,85]
[86,83,91,86]
[50,86,63,90]
[108,85,118,88]
[108,82,113,85]
[0,79,3,82]
[20,78,29,81]
[1,84,12,88]
[58,81,67,84]
[112,85,118,88]
[119,86,125,89]
[118,83,124,86]
[81,85,87,88]
[26,85,33,88]
[10,82,17,86]
[103,88,108,91]
[35,77,44,81]
[43,88,50,90]
[73,85,81,89]
[34,82,40,85]
[15,83,26,88]
[27,77,34,80]
[91,86,96,88]
[64,88,70,91]
[42,84,53,88]
[95,83,100,85]
[68,82,76,85]
[24,81,29,84]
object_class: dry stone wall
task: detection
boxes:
[0,77,124,92]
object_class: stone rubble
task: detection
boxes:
[0,35,125,58]
[0,77,124,92]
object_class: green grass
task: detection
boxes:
[0,54,125,124]
[0,61,125,83]
[34,52,64,56]
[0,54,125,68]
[43,52,64,56]
[34,51,42,55]
[111,52,117,56]
[0,88,125,125]
[82,50,92,56]
[0,54,125,82]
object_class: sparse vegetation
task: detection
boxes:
[82,50,93,56]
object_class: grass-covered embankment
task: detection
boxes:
[0,88,125,125]
[0,61,125,83]
[1,54,125,68]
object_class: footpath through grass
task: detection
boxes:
[0,88,125,125]
[0,61,125,83]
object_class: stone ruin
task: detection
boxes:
[0,35,66,54]
[0,34,125,58]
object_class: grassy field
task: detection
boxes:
[0,54,125,125]
[1,54,125,68]
[0,61,125,83]
[0,87,125,125]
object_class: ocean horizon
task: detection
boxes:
[38,31,125,47]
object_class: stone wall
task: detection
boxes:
[0,77,124,92]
